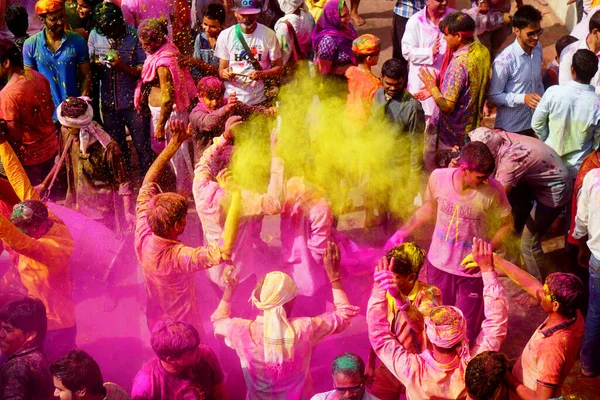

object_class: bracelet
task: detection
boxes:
[397,296,411,311]
[329,276,341,284]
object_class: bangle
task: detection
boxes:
[397,296,411,311]
[329,276,341,283]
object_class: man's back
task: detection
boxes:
[0,343,53,400]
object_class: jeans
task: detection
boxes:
[102,108,154,177]
[581,254,600,375]
[521,201,564,282]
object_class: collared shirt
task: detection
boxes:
[511,312,584,399]
[0,142,76,331]
[274,11,315,65]
[193,31,219,68]
[211,288,355,400]
[531,80,600,177]
[489,39,544,132]
[0,343,53,399]
[394,0,426,18]
[558,38,600,93]
[367,271,508,400]
[573,169,600,259]
[134,182,223,334]
[88,25,146,110]
[401,6,452,117]
[311,390,380,400]
[432,42,491,147]
[23,29,89,118]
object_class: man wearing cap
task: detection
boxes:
[215,0,283,106]
[23,0,91,120]
[367,238,508,399]
[0,123,76,362]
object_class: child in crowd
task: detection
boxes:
[345,33,382,129]
[188,3,226,78]
[543,35,579,89]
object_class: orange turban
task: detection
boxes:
[35,0,64,15]
[352,34,381,55]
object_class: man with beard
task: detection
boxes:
[23,0,91,120]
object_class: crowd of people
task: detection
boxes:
[0,0,598,398]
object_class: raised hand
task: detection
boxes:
[168,120,193,144]
[324,241,341,282]
[374,257,400,298]
[224,115,243,141]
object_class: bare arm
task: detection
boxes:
[385,199,437,250]
[490,214,514,251]
[79,62,92,97]
[493,254,543,301]
[142,120,191,186]
[505,371,556,400]
[155,66,175,141]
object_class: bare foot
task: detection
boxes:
[351,12,365,26]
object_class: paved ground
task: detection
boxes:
[1,2,598,399]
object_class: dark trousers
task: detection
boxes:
[392,13,408,64]
[102,108,154,177]
[428,262,484,344]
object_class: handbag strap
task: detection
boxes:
[283,20,303,61]
[234,24,263,71]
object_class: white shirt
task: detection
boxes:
[215,23,282,105]
[558,38,600,94]
[573,168,600,259]
[311,390,380,400]
[401,7,453,118]
[275,10,315,65]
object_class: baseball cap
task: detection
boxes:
[233,0,261,15]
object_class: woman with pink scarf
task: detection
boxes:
[134,17,197,196]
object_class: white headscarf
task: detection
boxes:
[251,271,299,370]
[424,306,470,359]
[277,0,306,14]
[57,97,113,155]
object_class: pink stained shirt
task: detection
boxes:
[192,134,283,286]
[134,182,223,334]
[367,271,508,400]
[211,288,355,400]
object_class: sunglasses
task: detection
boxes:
[526,28,544,38]
[334,384,364,394]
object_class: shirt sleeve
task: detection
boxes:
[0,94,22,143]
[401,19,435,66]
[535,340,569,389]
[531,91,551,141]
[308,288,354,346]
[307,203,333,263]
[74,34,90,64]
[408,101,425,176]
[170,241,222,272]
[488,55,526,107]
[316,36,338,62]
[366,286,421,387]
[240,157,284,217]
[267,26,283,63]
[88,30,96,60]
[189,104,232,137]
[490,180,512,218]
[134,182,159,255]
[214,32,230,61]
[470,271,509,355]
[558,47,574,86]
[573,171,593,239]
[441,62,467,104]
[275,21,292,65]
[22,38,36,69]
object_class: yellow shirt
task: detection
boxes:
[0,142,75,330]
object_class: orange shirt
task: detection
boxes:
[345,66,382,128]
[0,142,75,331]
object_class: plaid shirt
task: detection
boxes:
[394,0,426,18]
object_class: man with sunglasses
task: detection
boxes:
[23,0,91,120]
[311,353,379,400]
[488,5,544,137]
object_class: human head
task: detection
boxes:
[352,34,381,66]
[385,242,426,295]
[233,0,261,31]
[202,3,226,38]
[439,12,475,50]
[512,5,543,52]
[277,0,305,14]
[320,0,351,30]
[50,350,105,400]
[10,200,51,239]
[458,142,495,188]
[4,4,28,38]
[76,0,101,21]
[36,0,65,36]
[540,273,583,318]
[94,2,125,40]
[425,306,467,354]
[465,351,509,400]
[198,76,226,111]
[555,35,578,62]
[381,58,407,98]
[252,271,298,318]
[425,0,448,18]
[138,18,168,54]
[330,353,366,400]
[150,321,201,368]
[146,192,188,238]
[58,97,93,136]
[571,49,599,84]
[468,127,505,160]
[0,297,47,357]
[589,9,600,36]
[0,39,24,76]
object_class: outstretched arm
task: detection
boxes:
[142,120,192,186]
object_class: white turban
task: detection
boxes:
[277,0,305,15]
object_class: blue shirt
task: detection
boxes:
[88,25,146,110]
[192,31,218,80]
[23,29,89,118]
[488,39,544,132]
[532,80,600,177]
[394,0,425,18]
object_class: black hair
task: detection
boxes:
[0,38,23,69]
[459,142,496,175]
[0,297,47,345]
[545,273,584,318]
[589,9,600,33]
[331,353,365,378]
[465,351,509,400]
[439,12,475,37]
[512,5,543,29]
[50,350,106,396]
[4,4,28,37]
[555,35,578,59]
[381,58,407,80]
[150,320,200,361]
[204,3,226,25]
[572,48,599,84]
[94,2,124,33]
